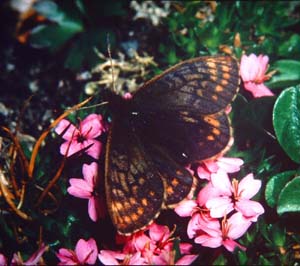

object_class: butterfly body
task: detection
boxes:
[104,56,239,235]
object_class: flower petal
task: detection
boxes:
[210,170,232,196]
[81,114,104,138]
[174,200,197,217]
[195,234,222,248]
[132,233,151,252]
[204,160,219,172]
[60,141,84,157]
[197,182,221,206]
[187,214,200,239]
[128,251,146,265]
[55,119,78,140]
[56,248,77,265]
[179,243,193,255]
[0,254,7,266]
[227,212,252,239]
[88,197,98,222]
[149,223,170,243]
[75,238,98,264]
[197,165,211,180]
[223,239,246,252]
[187,213,220,239]
[206,197,234,218]
[240,54,256,81]
[24,243,48,265]
[257,54,269,79]
[84,139,102,159]
[98,250,124,265]
[235,199,264,221]
[68,178,92,198]
[216,157,244,173]
[238,173,261,199]
[82,162,98,185]
[244,82,274,98]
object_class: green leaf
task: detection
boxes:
[258,255,273,266]
[273,85,300,163]
[237,250,248,265]
[34,0,83,27]
[278,34,300,58]
[265,171,296,208]
[31,0,83,51]
[29,24,81,51]
[213,254,227,265]
[277,176,300,215]
[267,60,300,89]
[34,0,65,23]
[270,223,286,246]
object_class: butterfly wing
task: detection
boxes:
[105,118,194,234]
[132,56,239,115]
[104,56,239,234]
[134,110,231,164]
[131,56,239,164]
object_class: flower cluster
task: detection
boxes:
[99,222,198,265]
[175,157,264,252]
[55,114,106,222]
[55,223,198,265]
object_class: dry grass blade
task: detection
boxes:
[0,169,32,220]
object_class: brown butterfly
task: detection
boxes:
[103,56,239,235]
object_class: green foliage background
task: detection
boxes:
[1,1,300,265]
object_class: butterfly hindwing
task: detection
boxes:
[145,144,195,207]
[105,118,195,234]
[105,120,165,235]
[134,110,231,164]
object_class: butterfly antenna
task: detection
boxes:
[107,34,116,93]
[76,101,109,110]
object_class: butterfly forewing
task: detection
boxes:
[132,56,239,115]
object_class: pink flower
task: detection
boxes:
[99,222,197,265]
[240,54,274,98]
[139,223,195,264]
[57,238,98,265]
[187,212,219,240]
[55,114,105,159]
[67,162,105,221]
[194,212,251,252]
[11,243,48,265]
[197,157,244,181]
[0,254,7,266]
[123,92,133,100]
[205,173,264,221]
[98,250,146,265]
[123,223,175,261]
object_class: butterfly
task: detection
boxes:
[103,56,239,235]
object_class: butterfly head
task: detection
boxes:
[101,89,132,117]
